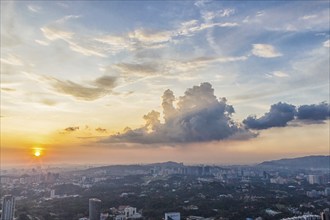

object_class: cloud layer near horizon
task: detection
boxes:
[104,82,329,144]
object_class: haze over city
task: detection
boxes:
[1,0,329,168]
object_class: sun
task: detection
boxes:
[34,151,41,157]
[33,148,42,157]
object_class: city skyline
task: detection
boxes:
[1,1,329,167]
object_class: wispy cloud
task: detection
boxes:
[271,71,289,78]
[41,16,107,58]
[0,54,23,66]
[252,44,282,58]
[46,75,118,101]
[114,62,160,77]
[27,5,42,13]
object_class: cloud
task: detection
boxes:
[0,54,23,66]
[323,39,330,48]
[93,75,117,89]
[40,99,57,106]
[243,102,296,129]
[95,127,108,133]
[41,17,107,57]
[27,5,42,13]
[272,71,289,78]
[105,82,254,144]
[194,0,211,8]
[176,20,239,37]
[47,75,117,101]
[265,71,289,78]
[297,103,330,121]
[41,26,73,41]
[114,62,159,76]
[69,42,107,57]
[64,126,79,132]
[1,88,16,92]
[244,102,330,129]
[252,44,282,58]
[300,14,317,20]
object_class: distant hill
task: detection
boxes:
[147,161,184,168]
[78,161,184,176]
[258,155,330,169]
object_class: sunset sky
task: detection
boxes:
[1,0,329,168]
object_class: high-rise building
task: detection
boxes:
[321,209,330,220]
[165,212,180,220]
[1,195,15,220]
[308,175,321,184]
[89,198,101,220]
[50,189,55,198]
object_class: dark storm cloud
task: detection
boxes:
[296,102,330,121]
[105,82,255,144]
[243,102,296,130]
[47,75,117,101]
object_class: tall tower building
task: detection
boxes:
[321,209,330,220]
[89,198,101,220]
[1,195,15,220]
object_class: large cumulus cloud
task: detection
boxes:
[104,82,329,144]
[107,82,254,144]
[243,102,296,130]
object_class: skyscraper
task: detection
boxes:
[89,198,101,220]
[321,209,330,220]
[1,195,15,220]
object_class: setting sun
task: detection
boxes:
[33,149,42,157]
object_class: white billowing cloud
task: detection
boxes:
[323,39,330,48]
[105,82,255,144]
[252,44,282,58]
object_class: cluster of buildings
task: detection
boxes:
[78,198,143,220]
[0,172,59,185]
[280,211,330,220]
[306,188,330,198]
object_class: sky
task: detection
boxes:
[1,0,329,168]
